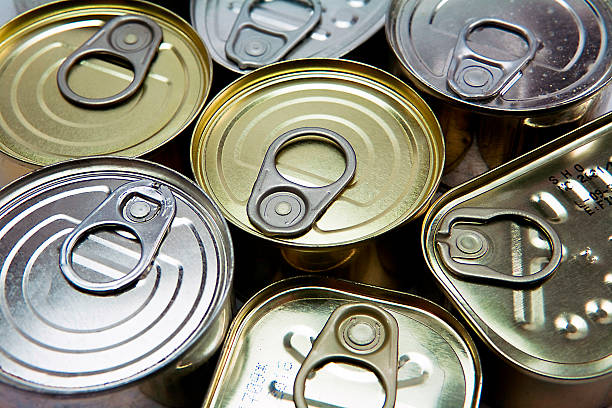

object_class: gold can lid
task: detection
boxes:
[191,59,444,247]
[0,0,212,166]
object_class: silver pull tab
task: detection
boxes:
[225,0,322,70]
[293,303,399,408]
[57,15,163,108]
[59,180,176,294]
[436,207,562,285]
[247,127,356,237]
[447,18,540,100]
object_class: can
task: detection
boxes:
[387,0,612,169]
[191,58,444,285]
[190,0,390,73]
[0,0,213,187]
[422,113,612,408]
[0,157,234,407]
[202,276,481,408]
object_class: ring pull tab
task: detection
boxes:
[447,18,540,100]
[57,14,163,108]
[225,0,322,70]
[436,207,562,285]
[59,180,176,294]
[293,303,399,408]
[247,127,357,237]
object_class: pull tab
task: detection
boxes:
[57,15,163,108]
[293,303,399,408]
[225,0,322,70]
[59,180,176,294]
[247,127,356,237]
[447,18,540,100]
[436,208,562,285]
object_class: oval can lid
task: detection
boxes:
[204,277,481,408]
[387,0,612,113]
[0,157,233,393]
[190,0,389,73]
[191,59,444,248]
[0,0,212,166]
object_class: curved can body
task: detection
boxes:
[387,0,612,172]
[423,113,612,408]
[0,157,234,407]
[203,276,481,408]
[0,0,213,187]
[190,58,444,294]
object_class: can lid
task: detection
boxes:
[0,158,233,392]
[204,277,481,408]
[191,0,389,73]
[387,0,612,113]
[0,0,212,166]
[191,59,444,247]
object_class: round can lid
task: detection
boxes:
[387,0,612,113]
[0,158,233,392]
[0,0,212,166]
[191,0,389,73]
[191,59,444,248]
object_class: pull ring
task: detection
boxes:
[59,180,176,294]
[247,127,356,237]
[293,303,399,408]
[436,207,562,285]
[225,0,322,70]
[57,15,163,108]
[447,18,540,100]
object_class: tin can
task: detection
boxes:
[0,157,234,407]
[190,0,389,73]
[0,0,213,187]
[422,113,612,408]
[190,58,444,287]
[387,0,612,170]
[202,276,481,408]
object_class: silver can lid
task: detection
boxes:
[387,0,612,113]
[0,158,233,393]
[191,0,389,73]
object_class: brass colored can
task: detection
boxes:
[0,0,212,187]
[423,113,612,408]
[202,276,481,408]
[191,59,444,278]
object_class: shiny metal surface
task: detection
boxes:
[387,0,612,113]
[0,158,233,406]
[191,59,444,251]
[423,114,612,406]
[191,0,389,73]
[0,0,53,27]
[0,1,211,184]
[203,277,481,408]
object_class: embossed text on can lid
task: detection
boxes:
[0,157,233,393]
[387,0,612,113]
[190,0,390,73]
[423,114,612,380]
[202,277,481,408]
[0,0,212,166]
[191,59,444,248]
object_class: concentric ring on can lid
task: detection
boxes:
[191,59,444,247]
[190,0,390,73]
[0,157,233,392]
[387,0,612,113]
[0,0,212,166]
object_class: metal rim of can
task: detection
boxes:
[191,58,445,248]
[386,0,612,115]
[421,114,612,381]
[203,276,482,408]
[0,156,234,395]
[189,0,390,73]
[0,0,213,167]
